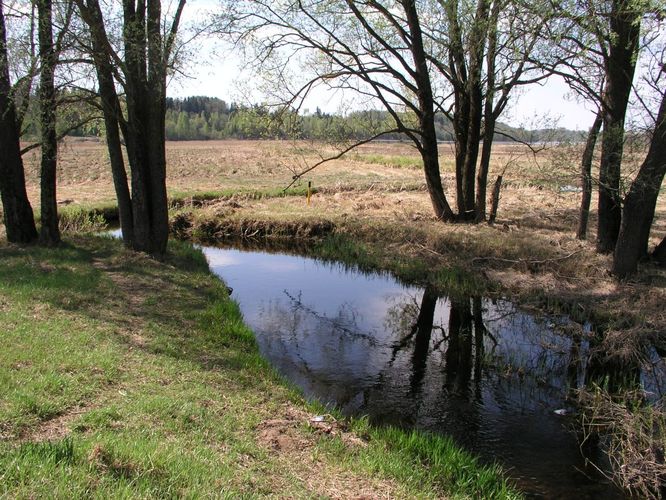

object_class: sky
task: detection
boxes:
[170,2,600,132]
[169,52,598,131]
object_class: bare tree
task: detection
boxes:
[223,0,457,220]
[222,0,551,222]
[545,0,642,251]
[426,0,549,221]
[596,0,642,253]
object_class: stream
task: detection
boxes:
[199,242,663,498]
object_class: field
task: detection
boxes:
[11,138,666,496]
[21,137,660,224]
[20,138,666,333]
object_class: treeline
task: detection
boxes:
[164,96,585,143]
[19,94,584,144]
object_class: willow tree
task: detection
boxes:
[613,67,666,277]
[76,0,186,255]
[425,0,550,221]
[596,0,642,253]
[555,0,642,252]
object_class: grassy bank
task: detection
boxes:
[0,235,518,498]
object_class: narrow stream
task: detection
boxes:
[202,244,661,498]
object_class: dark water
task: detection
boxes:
[202,244,662,498]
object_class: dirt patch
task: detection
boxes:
[23,404,94,443]
[255,405,399,498]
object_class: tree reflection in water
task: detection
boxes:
[208,245,650,497]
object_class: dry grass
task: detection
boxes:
[20,137,666,335]
[580,389,666,499]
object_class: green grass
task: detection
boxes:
[168,185,314,204]
[0,235,518,498]
[354,153,423,170]
[311,232,488,298]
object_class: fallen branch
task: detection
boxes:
[471,249,584,266]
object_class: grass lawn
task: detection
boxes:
[0,235,518,498]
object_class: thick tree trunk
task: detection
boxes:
[460,85,482,220]
[95,63,134,245]
[488,175,502,224]
[475,118,495,222]
[612,92,666,278]
[596,0,640,253]
[577,111,603,240]
[421,134,455,221]
[653,237,666,266]
[403,0,454,221]
[80,0,134,245]
[0,4,37,244]
[38,0,60,246]
[597,121,626,252]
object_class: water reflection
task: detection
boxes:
[204,245,653,498]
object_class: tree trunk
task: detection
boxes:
[38,0,60,246]
[0,3,37,244]
[653,237,666,266]
[577,111,603,240]
[78,0,175,257]
[81,0,134,245]
[403,0,454,221]
[476,118,495,222]
[96,63,134,245]
[612,91,666,278]
[460,85,482,220]
[488,175,502,224]
[596,0,640,253]
[474,0,499,223]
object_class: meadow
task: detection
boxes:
[10,137,665,496]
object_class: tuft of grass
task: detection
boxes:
[579,388,666,499]
[58,207,108,234]
[353,153,423,170]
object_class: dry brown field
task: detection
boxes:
[21,137,665,245]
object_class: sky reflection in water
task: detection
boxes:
[205,245,630,498]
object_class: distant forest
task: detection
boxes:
[56,95,583,143]
[161,96,585,143]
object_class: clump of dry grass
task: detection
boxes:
[579,388,666,498]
